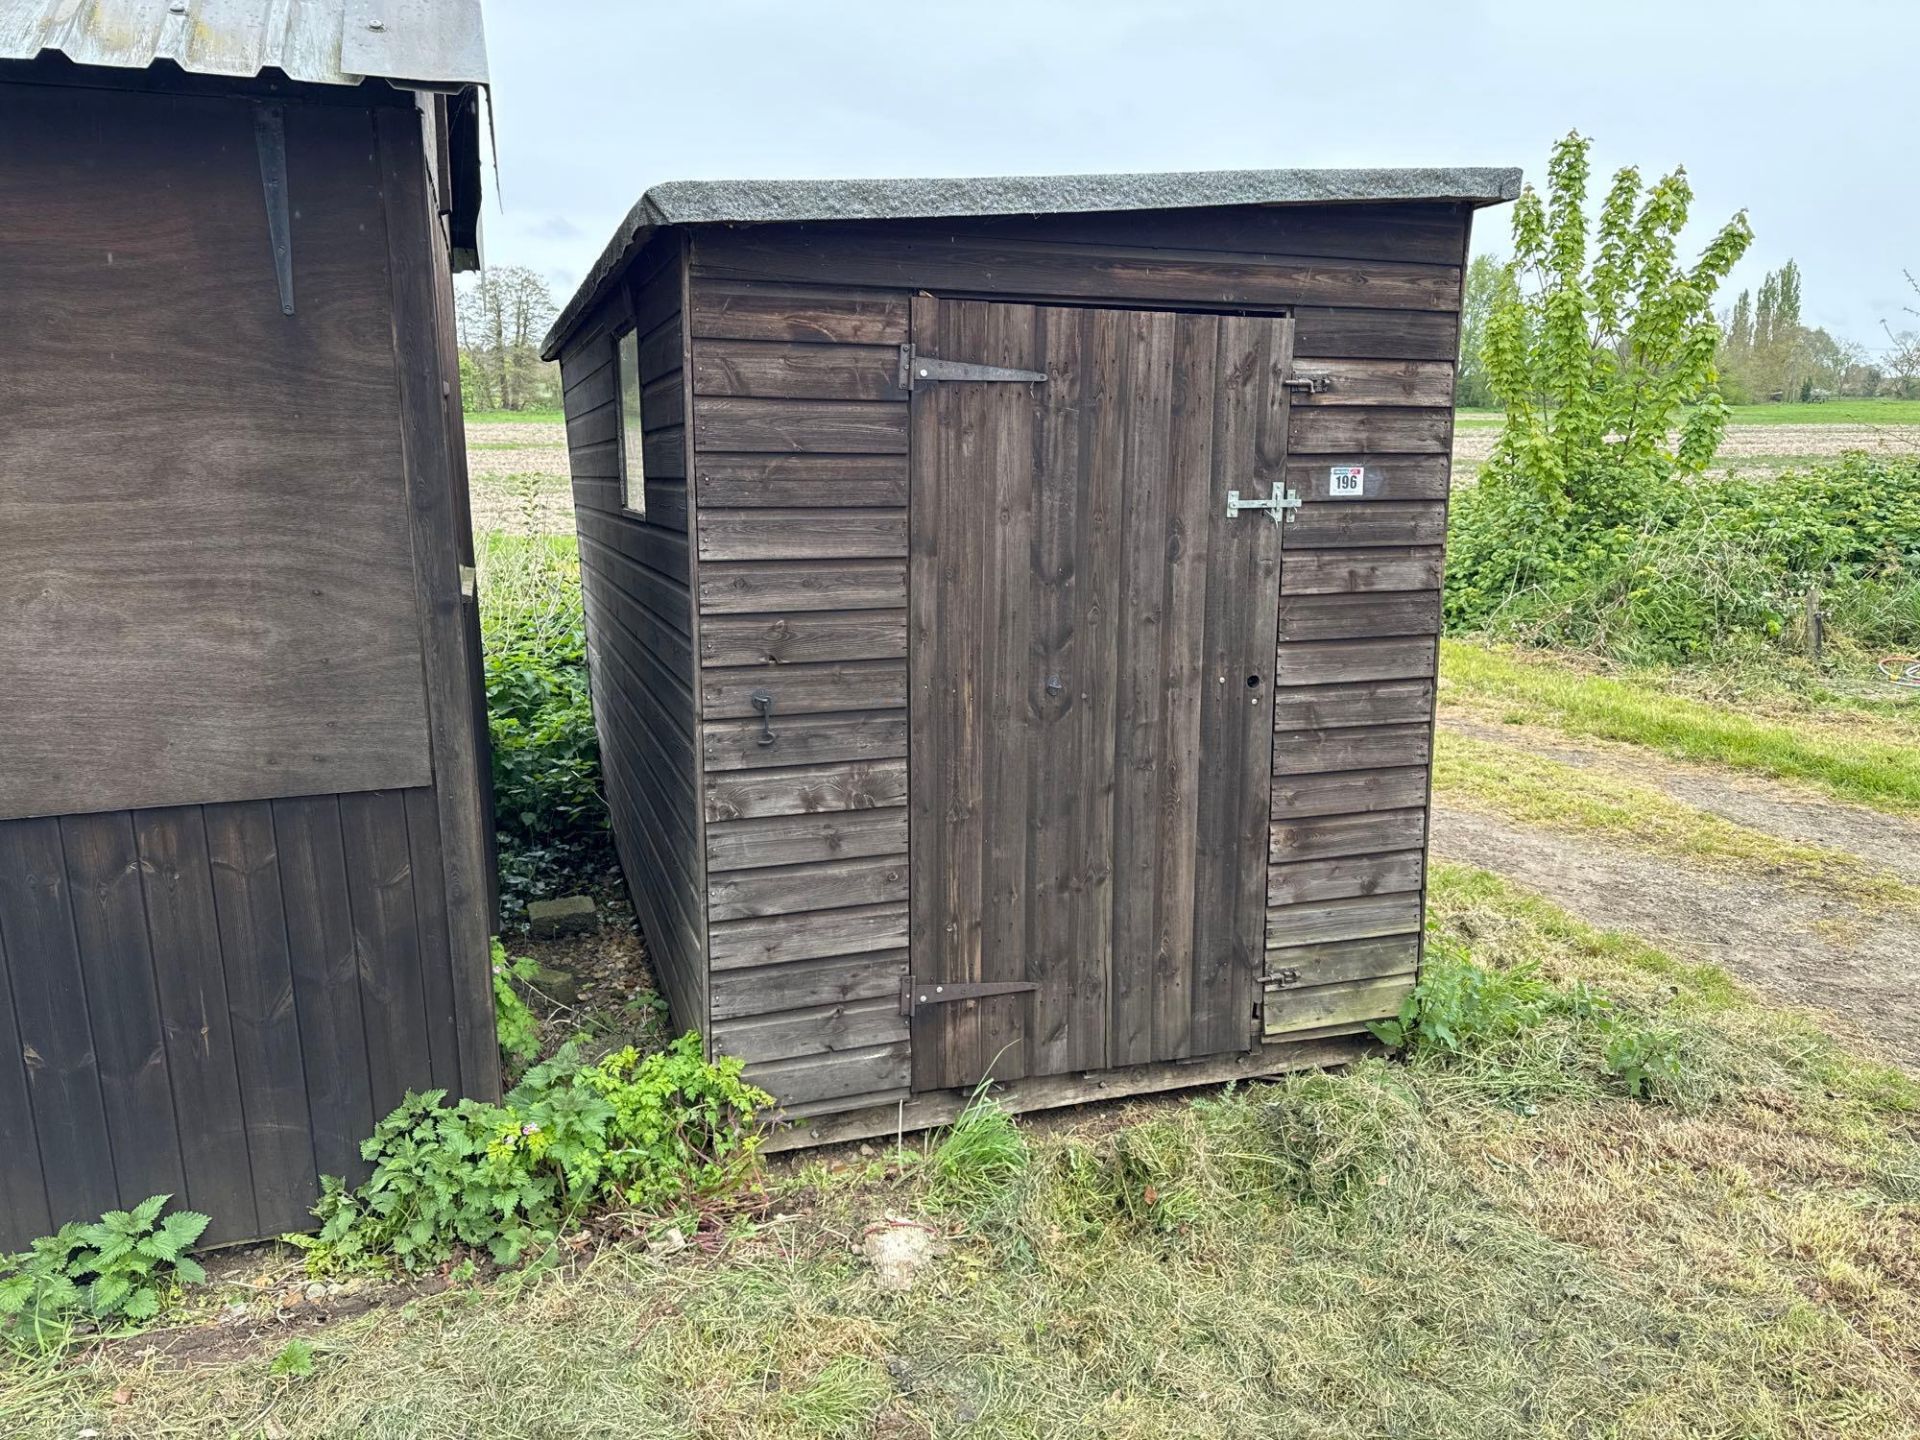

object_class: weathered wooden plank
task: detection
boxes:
[1270,766,1431,819]
[1285,455,1452,502]
[1273,723,1432,776]
[710,902,909,969]
[0,816,117,1227]
[709,855,909,922]
[1269,849,1426,907]
[706,807,909,870]
[1287,501,1447,550]
[694,227,1462,312]
[1273,679,1435,731]
[272,795,376,1184]
[1263,974,1416,1037]
[402,788,463,1095]
[695,397,909,454]
[696,454,909,509]
[711,998,908,1066]
[1287,407,1452,454]
[1271,808,1428,863]
[703,711,908,772]
[1276,593,1442,643]
[705,758,908,823]
[1266,897,1425,952]
[693,340,906,400]
[201,800,316,1234]
[1294,307,1458,360]
[0,908,50,1241]
[689,279,910,344]
[1281,548,1445,596]
[337,791,432,1123]
[697,508,907,561]
[746,1042,912,1107]
[700,609,907,667]
[699,559,906,614]
[703,660,907,718]
[1274,636,1439,686]
[1290,359,1455,407]
[133,806,258,1238]
[58,810,184,1209]
[709,951,909,1022]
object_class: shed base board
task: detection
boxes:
[762,1032,1375,1152]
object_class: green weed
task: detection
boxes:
[0,1196,209,1353]
[927,1084,1029,1217]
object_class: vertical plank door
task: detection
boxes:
[908,298,1293,1092]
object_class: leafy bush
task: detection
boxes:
[0,1196,210,1351]
[491,938,542,1079]
[304,1035,772,1273]
[478,534,611,914]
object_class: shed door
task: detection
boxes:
[908,298,1294,1092]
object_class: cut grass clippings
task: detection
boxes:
[1441,639,1920,815]
[1433,728,1920,911]
[10,869,1920,1438]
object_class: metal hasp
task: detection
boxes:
[900,978,1039,1016]
[253,105,294,315]
[1225,487,1302,525]
[750,688,776,746]
[898,344,1047,392]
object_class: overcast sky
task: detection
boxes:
[479,1,1916,346]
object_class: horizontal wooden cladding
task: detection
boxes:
[710,951,908,1022]
[1286,455,1452,502]
[1273,723,1432,776]
[700,560,906,614]
[709,854,908,922]
[1264,974,1416,1038]
[692,227,1461,312]
[1269,849,1425,906]
[747,1043,911,1107]
[704,660,906,718]
[703,711,907,772]
[697,509,907,562]
[1294,308,1458,361]
[1274,679,1434,731]
[1290,359,1455,407]
[706,806,907,870]
[1287,502,1447,550]
[1271,807,1427,864]
[705,758,907,823]
[697,455,908,509]
[1267,897,1424,953]
[1281,548,1444,596]
[695,397,908,454]
[1288,406,1452,454]
[690,280,910,345]
[1271,766,1430,819]
[711,997,907,1066]
[700,609,907,667]
[1277,594,1440,644]
[1274,636,1438,687]
[710,901,907,970]
[693,340,906,401]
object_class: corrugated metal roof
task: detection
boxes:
[0,0,487,88]
[544,165,1523,358]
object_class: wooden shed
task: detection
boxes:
[0,1,496,1248]
[542,168,1518,1145]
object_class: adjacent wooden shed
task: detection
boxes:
[543,167,1518,1145]
[0,1,496,1248]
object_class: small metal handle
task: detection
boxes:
[750,689,776,746]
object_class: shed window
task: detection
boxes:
[616,327,646,516]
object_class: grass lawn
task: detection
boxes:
[465,407,565,425]
[1455,397,1920,431]
[8,868,1919,1438]
[1440,640,1920,814]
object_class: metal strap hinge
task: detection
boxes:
[900,978,1038,1016]
[1225,488,1303,525]
[253,104,294,316]
[898,344,1047,392]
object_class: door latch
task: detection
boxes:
[1225,488,1302,525]
[750,689,776,746]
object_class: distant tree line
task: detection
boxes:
[456,266,562,413]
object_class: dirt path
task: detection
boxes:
[1452,420,1920,475]
[1432,712,1920,1067]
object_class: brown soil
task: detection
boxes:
[1452,421,1920,474]
[1433,713,1920,1068]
